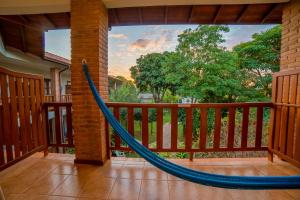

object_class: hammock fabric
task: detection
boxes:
[83,63,300,189]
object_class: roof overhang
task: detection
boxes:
[0,0,290,15]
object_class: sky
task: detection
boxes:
[45,25,275,79]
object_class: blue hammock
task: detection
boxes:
[83,63,300,189]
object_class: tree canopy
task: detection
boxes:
[130,52,177,102]
[129,25,281,103]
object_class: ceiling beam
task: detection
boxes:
[164,6,168,24]
[19,25,27,52]
[112,9,120,25]
[236,5,248,23]
[0,15,41,31]
[213,5,223,24]
[18,15,29,23]
[138,8,143,24]
[43,14,56,29]
[261,4,279,23]
[188,5,194,23]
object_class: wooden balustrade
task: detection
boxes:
[43,102,273,159]
[269,68,300,168]
[44,102,74,150]
[0,67,46,171]
[106,102,273,159]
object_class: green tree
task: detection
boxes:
[130,53,177,103]
[109,83,139,103]
[233,25,281,99]
[167,25,244,103]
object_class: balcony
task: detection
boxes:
[0,152,300,199]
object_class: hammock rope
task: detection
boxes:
[83,63,300,189]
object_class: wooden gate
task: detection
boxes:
[269,68,300,168]
[0,67,46,171]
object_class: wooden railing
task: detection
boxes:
[106,102,273,159]
[44,94,72,103]
[0,67,46,171]
[44,102,73,150]
[269,68,300,168]
[43,102,273,159]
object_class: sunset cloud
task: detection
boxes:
[128,30,174,53]
[109,33,128,39]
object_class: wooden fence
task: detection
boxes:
[269,68,300,168]
[0,67,46,170]
[106,102,272,159]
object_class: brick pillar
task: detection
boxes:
[280,0,300,70]
[50,68,60,101]
[71,0,109,165]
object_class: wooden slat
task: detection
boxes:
[268,76,277,156]
[23,78,32,151]
[54,106,62,146]
[142,107,148,147]
[105,119,110,159]
[44,105,50,146]
[227,107,235,149]
[255,106,264,148]
[35,79,42,146]
[0,104,4,164]
[113,107,121,148]
[286,74,297,157]
[294,74,300,161]
[241,106,249,148]
[127,107,134,136]
[199,108,207,150]
[9,76,20,158]
[185,107,193,151]
[279,76,290,154]
[274,76,283,150]
[213,108,221,149]
[156,107,163,150]
[171,107,178,150]
[29,79,38,148]
[66,105,73,146]
[16,78,26,154]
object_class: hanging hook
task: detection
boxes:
[82,59,87,64]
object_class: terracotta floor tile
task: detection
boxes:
[227,189,296,200]
[51,175,89,197]
[6,194,76,200]
[142,166,168,180]
[109,178,141,200]
[139,180,169,200]
[52,163,77,175]
[168,180,212,200]
[80,177,115,199]
[24,174,69,195]
[118,165,144,179]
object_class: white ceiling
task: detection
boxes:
[0,0,290,15]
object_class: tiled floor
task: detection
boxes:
[0,153,300,200]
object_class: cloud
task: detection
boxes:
[109,33,128,39]
[128,30,174,53]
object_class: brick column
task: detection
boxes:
[50,68,60,101]
[71,0,109,165]
[280,0,300,70]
